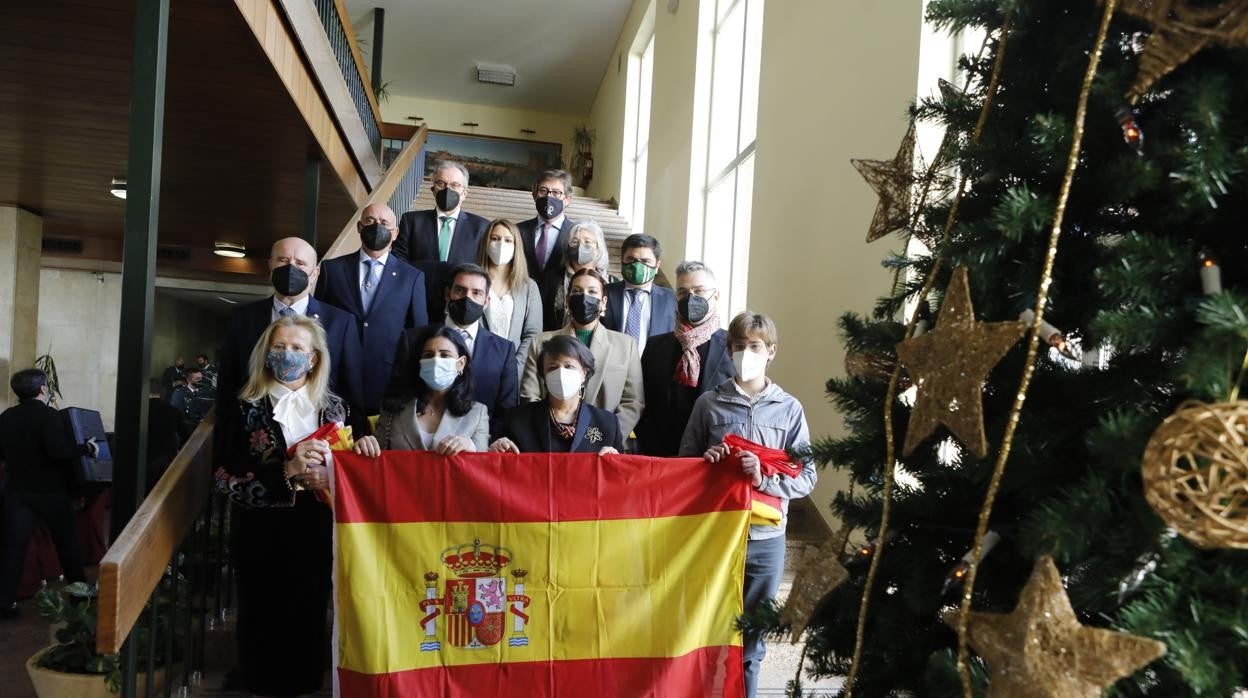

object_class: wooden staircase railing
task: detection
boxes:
[323,124,429,261]
[96,413,215,654]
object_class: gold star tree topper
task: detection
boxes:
[780,523,852,642]
[852,122,919,242]
[896,266,1026,458]
[956,556,1167,697]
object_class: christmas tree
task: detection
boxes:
[767,0,1248,695]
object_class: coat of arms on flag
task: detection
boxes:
[418,538,531,651]
[331,451,752,697]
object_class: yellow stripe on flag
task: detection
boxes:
[336,511,748,675]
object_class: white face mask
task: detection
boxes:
[732,350,768,382]
[488,240,515,266]
[545,367,584,401]
[419,357,461,391]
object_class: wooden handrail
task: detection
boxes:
[97,412,215,654]
[324,123,429,261]
[332,0,384,138]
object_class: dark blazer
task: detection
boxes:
[602,282,677,341]
[394,209,491,266]
[503,400,624,453]
[213,296,363,469]
[0,399,88,494]
[394,208,491,322]
[389,324,518,439]
[635,329,734,457]
[517,216,579,330]
[314,252,429,413]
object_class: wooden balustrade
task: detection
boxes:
[96,413,216,654]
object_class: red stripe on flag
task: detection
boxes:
[336,645,744,697]
[334,452,752,524]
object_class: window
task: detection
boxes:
[698,0,763,319]
[621,32,656,227]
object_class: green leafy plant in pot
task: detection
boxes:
[30,582,121,693]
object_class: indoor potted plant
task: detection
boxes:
[25,582,119,697]
[25,581,177,698]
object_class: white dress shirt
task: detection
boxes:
[536,214,566,268]
[357,249,390,287]
[620,285,652,354]
[445,317,480,357]
[271,295,310,322]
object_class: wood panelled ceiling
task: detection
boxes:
[0,0,358,278]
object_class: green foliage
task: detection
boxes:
[34,583,121,692]
[789,0,1248,694]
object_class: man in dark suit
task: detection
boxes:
[0,369,97,618]
[214,237,363,463]
[516,169,579,330]
[635,261,734,457]
[389,264,517,440]
[393,160,491,322]
[603,234,677,355]
[315,203,429,414]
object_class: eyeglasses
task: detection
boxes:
[433,180,466,192]
[677,286,717,298]
[359,216,394,227]
[536,187,566,199]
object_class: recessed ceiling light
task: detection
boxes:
[109,178,127,199]
[216,296,239,305]
[213,242,246,258]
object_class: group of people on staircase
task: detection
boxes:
[209,162,816,697]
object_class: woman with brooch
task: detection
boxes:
[491,333,622,454]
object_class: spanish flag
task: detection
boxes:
[331,452,751,697]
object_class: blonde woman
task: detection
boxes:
[214,314,359,698]
[543,220,619,331]
[477,218,542,377]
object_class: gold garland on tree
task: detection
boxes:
[947,2,1167,697]
[841,16,1014,697]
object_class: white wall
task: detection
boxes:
[36,269,122,428]
[35,269,232,430]
[746,0,925,524]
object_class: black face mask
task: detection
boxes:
[678,295,711,325]
[535,196,564,221]
[567,293,601,326]
[359,223,391,252]
[271,264,310,297]
[446,296,485,326]
[435,188,461,212]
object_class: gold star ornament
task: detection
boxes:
[852,122,919,242]
[1113,0,1248,100]
[896,266,1026,458]
[956,556,1167,697]
[780,523,852,642]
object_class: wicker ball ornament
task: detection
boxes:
[1141,401,1248,550]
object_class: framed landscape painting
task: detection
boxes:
[423,130,563,191]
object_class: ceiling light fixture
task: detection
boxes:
[213,242,246,258]
[476,63,516,86]
[216,296,239,305]
[109,178,127,199]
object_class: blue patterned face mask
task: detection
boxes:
[266,349,314,383]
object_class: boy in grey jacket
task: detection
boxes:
[679,311,817,698]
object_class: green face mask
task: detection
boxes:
[622,261,658,285]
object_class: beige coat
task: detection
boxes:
[520,326,645,435]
